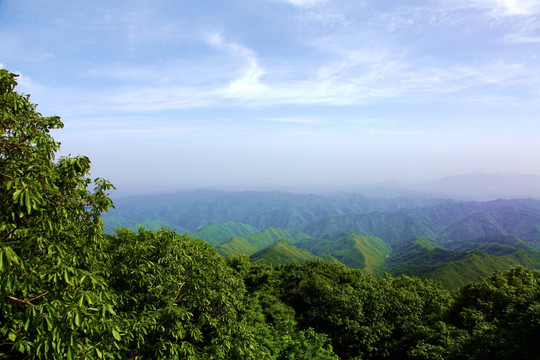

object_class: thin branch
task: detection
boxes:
[172,281,188,304]
[4,292,48,306]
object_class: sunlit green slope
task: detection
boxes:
[250,240,319,265]
[191,221,259,246]
[216,227,312,256]
[387,236,540,289]
[295,233,389,275]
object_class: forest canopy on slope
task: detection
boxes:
[2,69,540,359]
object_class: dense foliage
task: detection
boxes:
[2,69,540,359]
[1,69,116,359]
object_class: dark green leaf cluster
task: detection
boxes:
[1,70,116,359]
[233,258,540,359]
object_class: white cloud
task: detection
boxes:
[205,32,268,95]
[492,0,540,15]
[224,53,267,95]
[448,0,540,16]
[12,72,45,97]
[96,53,535,112]
[105,86,219,112]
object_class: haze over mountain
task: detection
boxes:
[107,172,540,200]
[412,173,540,200]
[330,173,540,201]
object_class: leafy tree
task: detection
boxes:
[105,228,264,359]
[268,261,460,360]
[274,261,376,359]
[0,69,116,358]
[376,275,463,360]
[226,256,338,359]
[449,266,540,359]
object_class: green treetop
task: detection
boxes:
[0,69,116,359]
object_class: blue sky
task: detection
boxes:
[1,0,539,195]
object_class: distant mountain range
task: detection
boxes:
[303,198,540,245]
[103,189,449,233]
[102,177,540,288]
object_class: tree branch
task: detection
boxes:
[5,292,48,306]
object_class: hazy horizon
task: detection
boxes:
[105,172,540,202]
[1,0,539,195]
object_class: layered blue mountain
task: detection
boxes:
[102,189,449,233]
[304,198,540,245]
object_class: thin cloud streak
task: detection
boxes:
[96,57,536,112]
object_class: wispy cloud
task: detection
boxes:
[94,47,536,112]
[206,32,268,95]
[469,0,540,15]
[441,0,540,16]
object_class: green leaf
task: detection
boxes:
[24,192,31,214]
[112,328,121,341]
[23,317,31,331]
[12,189,22,201]
[74,311,81,327]
[64,270,71,284]
[46,316,53,331]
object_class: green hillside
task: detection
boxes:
[387,236,465,267]
[296,233,389,275]
[216,227,312,256]
[249,240,319,265]
[191,221,259,246]
[446,235,532,253]
[216,237,258,257]
[387,236,540,289]
[397,252,527,289]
